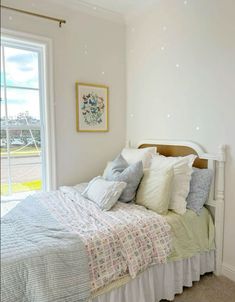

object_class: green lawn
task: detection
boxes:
[0,146,41,157]
[1,180,42,196]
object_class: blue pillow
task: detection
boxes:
[105,154,143,203]
[186,168,213,215]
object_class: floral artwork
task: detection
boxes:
[81,92,105,126]
[76,83,108,132]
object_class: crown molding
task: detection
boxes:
[50,0,125,24]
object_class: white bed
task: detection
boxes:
[90,139,226,302]
[1,139,226,302]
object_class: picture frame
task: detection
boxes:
[76,82,109,132]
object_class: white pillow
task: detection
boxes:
[150,154,197,214]
[82,176,126,211]
[103,161,112,178]
[121,147,157,169]
[136,167,173,215]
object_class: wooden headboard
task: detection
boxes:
[139,143,208,169]
[136,139,226,277]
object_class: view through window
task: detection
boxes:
[1,38,45,206]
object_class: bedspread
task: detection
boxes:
[38,187,172,292]
[1,196,90,302]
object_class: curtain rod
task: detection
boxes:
[1,5,66,27]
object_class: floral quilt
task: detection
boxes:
[37,186,172,292]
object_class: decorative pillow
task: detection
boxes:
[150,154,197,214]
[82,176,126,211]
[73,182,88,193]
[121,147,157,169]
[136,167,173,215]
[186,168,213,215]
[103,161,112,178]
[104,154,143,203]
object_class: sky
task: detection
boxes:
[1,46,40,120]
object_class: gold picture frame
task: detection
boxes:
[76,82,109,132]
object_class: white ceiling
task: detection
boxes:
[77,0,157,16]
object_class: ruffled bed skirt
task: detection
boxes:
[92,250,215,302]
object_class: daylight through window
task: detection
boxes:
[1,38,45,202]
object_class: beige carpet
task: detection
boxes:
[161,273,235,302]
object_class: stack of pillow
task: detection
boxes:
[82,147,213,215]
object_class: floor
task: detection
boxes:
[161,273,235,302]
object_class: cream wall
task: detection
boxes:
[1,0,126,186]
[126,0,235,279]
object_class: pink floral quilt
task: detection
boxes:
[37,186,172,292]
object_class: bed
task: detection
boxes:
[1,140,226,302]
[92,139,226,302]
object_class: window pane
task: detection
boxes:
[1,129,42,197]
[1,38,45,204]
[0,129,7,150]
[1,156,9,196]
[6,129,41,195]
[7,88,40,126]
[1,46,4,86]
[1,87,6,127]
[9,129,41,156]
[4,47,39,89]
[1,129,9,195]
[1,165,42,196]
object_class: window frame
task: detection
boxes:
[1,28,56,194]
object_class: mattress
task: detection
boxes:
[92,206,215,298]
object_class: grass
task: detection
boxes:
[0,146,41,157]
[1,180,42,196]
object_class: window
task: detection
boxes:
[1,32,55,208]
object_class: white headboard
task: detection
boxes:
[133,139,226,276]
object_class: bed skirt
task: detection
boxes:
[92,250,215,302]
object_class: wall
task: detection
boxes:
[126,0,235,280]
[2,0,126,185]
[2,0,235,281]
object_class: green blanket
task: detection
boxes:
[166,207,215,261]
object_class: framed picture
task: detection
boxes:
[76,82,109,132]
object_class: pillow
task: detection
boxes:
[150,154,197,214]
[136,167,173,215]
[103,161,112,178]
[104,154,143,203]
[82,176,126,211]
[121,147,157,169]
[74,182,88,193]
[186,168,213,215]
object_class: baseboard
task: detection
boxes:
[222,263,235,282]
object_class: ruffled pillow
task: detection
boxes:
[150,154,197,214]
[82,176,126,211]
[121,147,157,169]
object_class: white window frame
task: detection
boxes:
[1,28,56,192]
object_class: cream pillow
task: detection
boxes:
[150,154,197,214]
[136,167,173,215]
[121,147,157,169]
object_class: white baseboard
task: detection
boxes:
[222,263,235,282]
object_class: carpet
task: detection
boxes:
[161,273,235,302]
